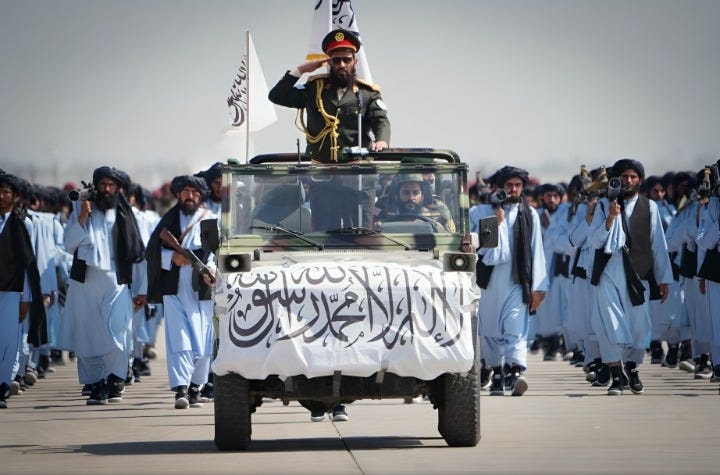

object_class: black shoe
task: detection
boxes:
[50,350,65,365]
[624,362,644,394]
[107,374,123,402]
[663,344,678,368]
[188,383,205,408]
[489,368,504,396]
[174,386,189,409]
[592,364,611,387]
[82,383,93,396]
[543,335,562,361]
[479,366,492,390]
[694,354,713,379]
[15,375,27,393]
[649,341,664,364]
[331,404,349,422]
[144,345,158,360]
[310,409,326,422]
[607,377,624,395]
[502,363,513,390]
[679,341,693,364]
[87,380,108,405]
[711,365,720,382]
[585,358,601,382]
[24,367,38,386]
[200,382,214,402]
[38,355,52,376]
[529,337,542,354]
[507,365,528,396]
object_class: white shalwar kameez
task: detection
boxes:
[472,203,547,370]
[696,196,720,363]
[162,208,216,390]
[63,203,133,384]
[588,196,673,364]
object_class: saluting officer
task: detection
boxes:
[268,28,390,163]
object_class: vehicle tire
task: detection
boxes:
[214,373,251,450]
[437,365,480,447]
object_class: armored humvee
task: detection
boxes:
[200,148,498,450]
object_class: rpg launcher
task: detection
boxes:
[68,181,97,202]
[158,228,216,284]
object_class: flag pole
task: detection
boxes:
[245,30,251,164]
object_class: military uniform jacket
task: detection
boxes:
[269,72,391,162]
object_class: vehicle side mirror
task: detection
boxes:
[476,216,498,248]
[200,218,220,252]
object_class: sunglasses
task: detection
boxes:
[331,56,354,65]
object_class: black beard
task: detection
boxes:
[328,67,356,88]
[96,192,117,211]
[622,184,641,198]
[506,195,522,203]
[401,201,421,214]
[181,200,199,215]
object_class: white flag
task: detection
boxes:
[306,0,373,83]
[228,32,277,132]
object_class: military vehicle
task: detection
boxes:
[200,148,498,450]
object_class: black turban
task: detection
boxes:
[93,166,131,190]
[610,159,645,180]
[170,175,209,198]
[197,162,223,188]
[538,183,565,195]
[0,173,22,194]
[496,166,529,186]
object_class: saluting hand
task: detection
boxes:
[297,59,327,75]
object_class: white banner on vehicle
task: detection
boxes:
[212,263,479,381]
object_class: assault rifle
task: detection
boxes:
[158,228,216,284]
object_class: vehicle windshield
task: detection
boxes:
[225,167,466,236]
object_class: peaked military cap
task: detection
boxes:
[322,29,361,54]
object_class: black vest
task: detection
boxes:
[628,196,653,280]
[0,222,25,291]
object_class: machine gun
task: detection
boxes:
[68,181,97,202]
[158,228,216,284]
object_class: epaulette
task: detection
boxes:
[356,78,381,92]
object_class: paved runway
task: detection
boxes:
[2,334,719,475]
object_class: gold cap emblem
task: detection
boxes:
[335,32,344,42]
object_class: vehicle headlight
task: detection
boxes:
[222,253,251,272]
[443,252,477,272]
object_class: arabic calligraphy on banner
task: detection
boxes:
[212,263,480,380]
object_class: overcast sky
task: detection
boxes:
[1,0,719,189]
